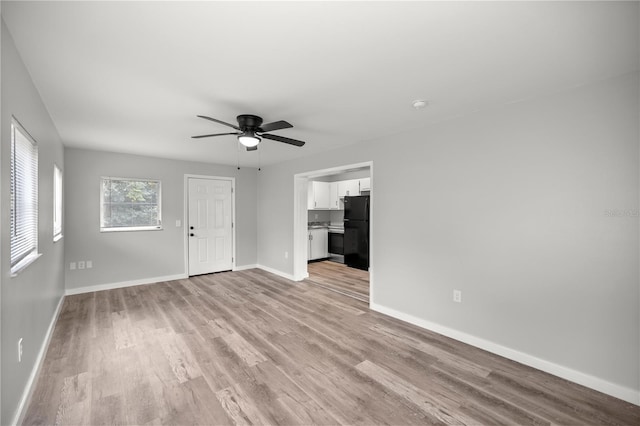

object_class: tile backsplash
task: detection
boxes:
[308,210,330,223]
[307,209,344,225]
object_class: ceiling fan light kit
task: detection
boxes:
[192,114,305,151]
[238,131,260,147]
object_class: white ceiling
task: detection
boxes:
[3,1,638,167]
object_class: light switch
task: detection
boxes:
[176,219,181,227]
[78,261,85,270]
[86,260,93,269]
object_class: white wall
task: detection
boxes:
[64,148,258,292]
[1,20,66,425]
[257,72,640,402]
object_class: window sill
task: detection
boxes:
[100,226,163,233]
[53,234,63,243]
[10,252,43,277]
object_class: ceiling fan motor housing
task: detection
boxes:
[237,114,263,131]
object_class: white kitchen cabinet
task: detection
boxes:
[307,181,315,210]
[329,182,340,210]
[359,177,371,192]
[308,181,331,209]
[338,179,359,198]
[308,228,329,260]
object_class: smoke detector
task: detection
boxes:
[412,100,428,110]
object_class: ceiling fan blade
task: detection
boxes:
[191,132,240,139]
[246,146,258,151]
[262,133,305,147]
[259,120,293,133]
[196,115,240,130]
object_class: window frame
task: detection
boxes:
[10,117,40,275]
[53,164,63,242]
[99,176,163,233]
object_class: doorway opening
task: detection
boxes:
[293,162,373,304]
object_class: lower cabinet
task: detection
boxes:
[308,228,329,261]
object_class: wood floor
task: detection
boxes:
[24,268,639,425]
[307,260,369,302]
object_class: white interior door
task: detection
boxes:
[188,178,233,275]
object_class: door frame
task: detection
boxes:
[292,161,374,303]
[183,174,236,276]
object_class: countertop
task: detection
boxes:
[308,222,344,231]
[308,221,329,229]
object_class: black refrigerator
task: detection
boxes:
[343,195,369,270]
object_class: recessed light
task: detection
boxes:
[412,100,428,110]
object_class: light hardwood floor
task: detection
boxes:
[307,260,369,302]
[24,268,639,425]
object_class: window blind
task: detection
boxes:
[11,120,39,269]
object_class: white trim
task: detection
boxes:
[9,252,42,277]
[301,161,374,180]
[292,175,309,281]
[370,302,640,406]
[183,174,236,277]
[233,264,258,271]
[53,163,63,240]
[99,226,163,233]
[256,264,297,281]
[12,295,65,426]
[368,163,374,304]
[65,273,187,296]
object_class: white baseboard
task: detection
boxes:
[233,264,258,271]
[65,273,188,295]
[292,272,309,281]
[370,302,640,406]
[12,294,65,426]
[256,264,296,281]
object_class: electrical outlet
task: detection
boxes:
[78,261,85,269]
[18,338,23,363]
[86,260,93,269]
[70,262,76,270]
[453,290,462,303]
[284,251,289,259]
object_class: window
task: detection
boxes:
[10,118,39,274]
[100,177,162,232]
[53,164,63,241]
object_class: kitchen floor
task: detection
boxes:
[307,261,369,303]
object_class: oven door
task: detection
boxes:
[328,232,344,263]
[328,232,344,255]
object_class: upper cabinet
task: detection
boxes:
[359,177,371,192]
[308,181,331,209]
[338,179,359,198]
[309,176,371,210]
[329,182,340,210]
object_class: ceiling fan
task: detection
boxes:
[192,114,306,151]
